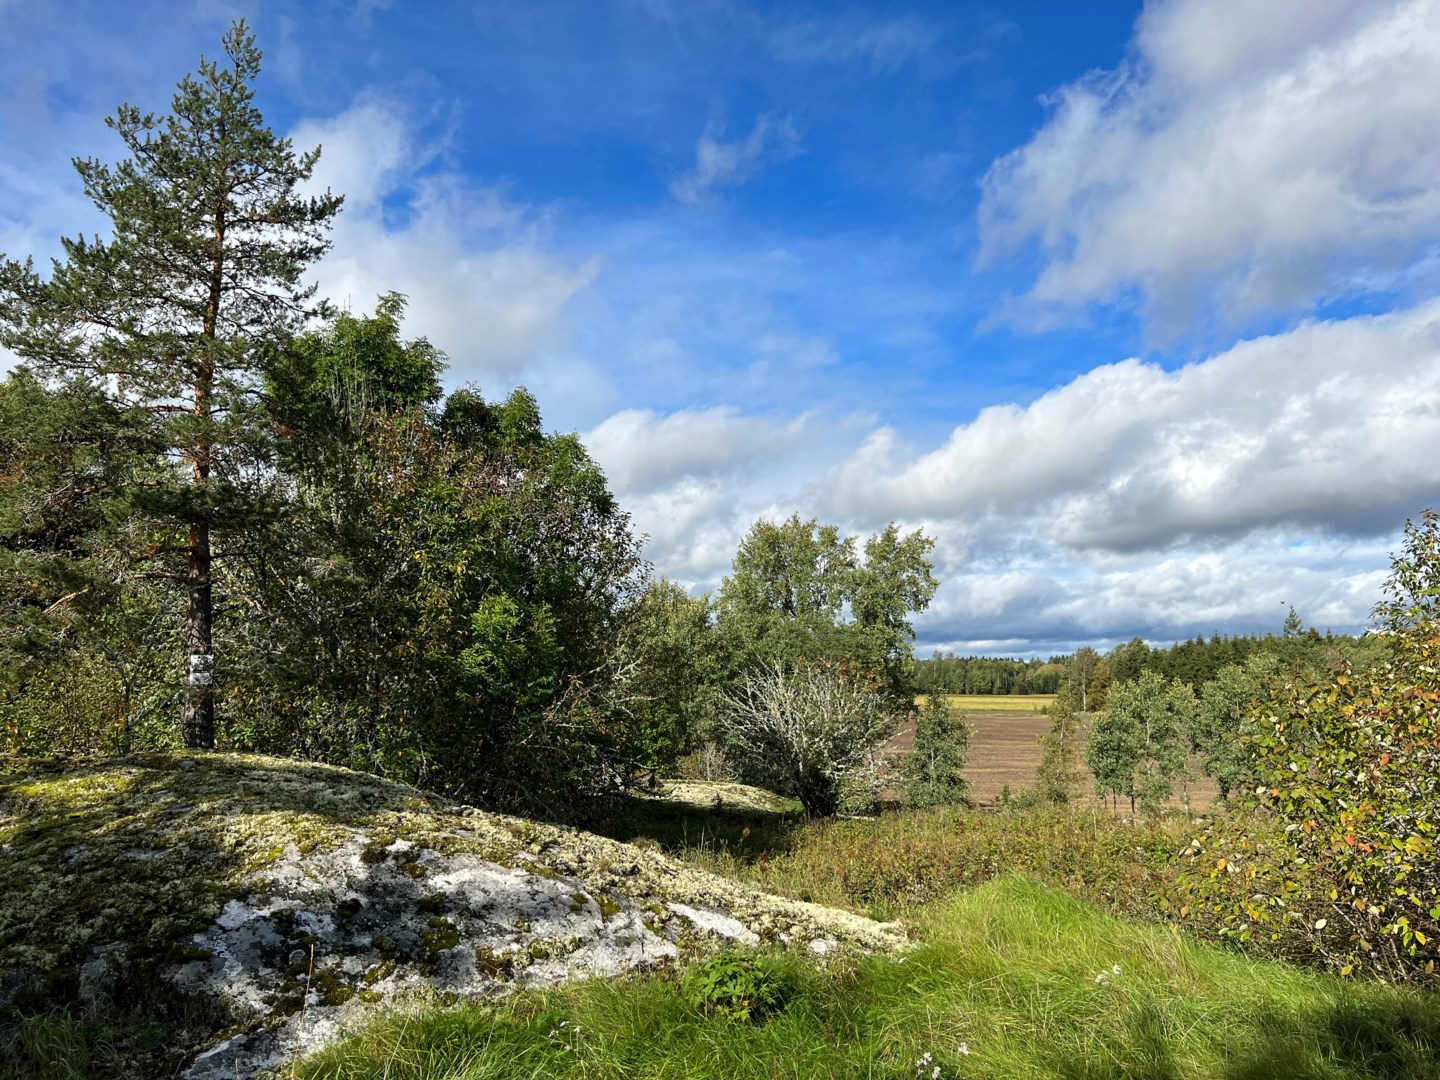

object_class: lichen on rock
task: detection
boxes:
[1,752,904,1078]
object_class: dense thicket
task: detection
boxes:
[0,27,655,807]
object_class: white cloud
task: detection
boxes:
[595,304,1439,651]
[292,99,599,382]
[670,113,801,208]
[823,300,1440,551]
[767,14,938,71]
[978,0,1440,331]
[585,405,815,496]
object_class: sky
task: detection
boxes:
[2,0,1439,658]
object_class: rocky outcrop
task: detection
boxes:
[0,754,903,1077]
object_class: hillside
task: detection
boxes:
[0,754,903,1078]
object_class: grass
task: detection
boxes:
[293,875,1440,1079]
[572,788,1180,923]
[916,694,1056,713]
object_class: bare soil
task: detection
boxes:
[884,698,1219,809]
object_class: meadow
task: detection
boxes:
[294,796,1440,1080]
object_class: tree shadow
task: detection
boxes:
[1221,996,1440,1080]
[0,752,469,1077]
[540,787,804,862]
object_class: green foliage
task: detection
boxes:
[0,21,341,748]
[682,951,791,1023]
[1179,512,1440,982]
[717,515,936,703]
[1087,671,1195,813]
[1034,688,1086,805]
[895,695,972,808]
[1192,654,1278,799]
[1067,646,1109,711]
[224,315,647,803]
[914,652,1065,695]
[613,579,723,772]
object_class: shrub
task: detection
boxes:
[1178,512,1440,982]
[720,664,899,817]
[1035,688,1085,805]
[682,951,791,1023]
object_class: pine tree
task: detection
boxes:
[0,22,342,748]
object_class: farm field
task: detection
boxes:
[887,695,1219,808]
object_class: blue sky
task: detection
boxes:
[3,0,1439,656]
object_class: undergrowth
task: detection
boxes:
[294,875,1440,1079]
[678,803,1181,920]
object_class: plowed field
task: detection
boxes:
[883,695,1218,808]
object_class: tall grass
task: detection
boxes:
[681,804,1181,920]
[296,875,1440,1079]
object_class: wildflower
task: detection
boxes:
[958,1042,970,1056]
[1112,964,1122,975]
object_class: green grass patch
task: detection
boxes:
[295,875,1440,1079]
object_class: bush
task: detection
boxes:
[1178,512,1440,982]
[682,951,792,1023]
[720,664,899,817]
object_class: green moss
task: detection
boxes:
[421,918,460,954]
[474,947,515,980]
[362,960,395,985]
[416,892,448,914]
[311,967,355,1007]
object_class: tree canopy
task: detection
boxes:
[0,20,341,748]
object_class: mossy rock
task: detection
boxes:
[0,752,903,1079]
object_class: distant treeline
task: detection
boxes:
[917,620,1392,697]
[1103,627,1390,688]
[915,656,1067,695]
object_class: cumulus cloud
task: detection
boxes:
[823,300,1440,552]
[292,98,599,382]
[585,405,816,496]
[918,533,1392,656]
[978,0,1440,332]
[596,303,1438,651]
[670,113,801,208]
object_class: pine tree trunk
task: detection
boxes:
[183,519,215,749]
[185,213,222,751]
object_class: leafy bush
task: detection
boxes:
[1087,671,1196,814]
[682,951,791,1023]
[894,695,971,808]
[1178,512,1440,982]
[1034,688,1085,805]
